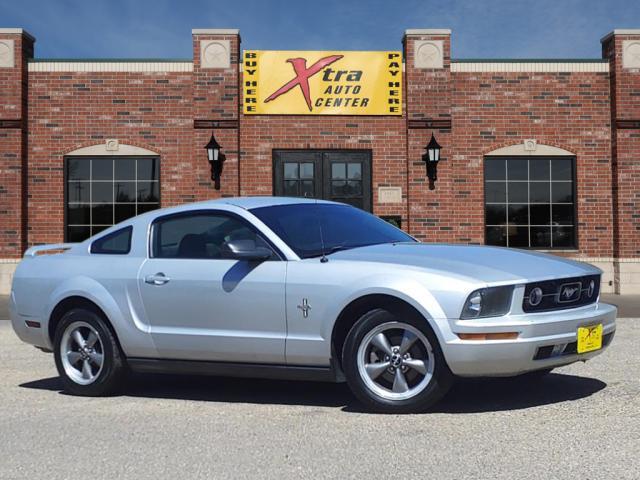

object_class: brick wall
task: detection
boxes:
[27,69,191,245]
[192,31,241,199]
[404,31,453,241]
[238,115,407,221]
[449,69,613,257]
[0,31,33,258]
[603,31,640,292]
[1,26,639,292]
[23,31,242,247]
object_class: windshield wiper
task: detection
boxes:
[305,244,352,259]
[327,245,351,254]
[306,243,385,259]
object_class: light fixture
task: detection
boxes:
[421,133,442,190]
[205,131,225,190]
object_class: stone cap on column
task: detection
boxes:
[404,29,451,37]
[0,28,35,41]
[601,29,640,69]
[0,28,35,68]
[601,29,640,43]
[192,29,239,69]
[404,29,451,69]
[192,29,239,35]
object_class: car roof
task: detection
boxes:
[122,196,341,225]
[192,196,339,210]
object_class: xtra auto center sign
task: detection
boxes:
[243,50,402,115]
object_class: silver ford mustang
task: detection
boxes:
[10,197,616,413]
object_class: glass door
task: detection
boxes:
[273,151,322,199]
[273,150,372,211]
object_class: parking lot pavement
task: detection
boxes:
[0,320,638,479]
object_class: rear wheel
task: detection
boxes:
[342,309,453,413]
[53,308,126,396]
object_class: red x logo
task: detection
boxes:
[264,55,343,112]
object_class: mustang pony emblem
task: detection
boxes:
[264,55,343,111]
[559,283,581,302]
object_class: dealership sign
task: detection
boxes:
[243,50,402,115]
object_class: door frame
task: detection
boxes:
[272,149,373,212]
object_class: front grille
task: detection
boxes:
[522,274,600,313]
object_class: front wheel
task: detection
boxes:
[342,309,453,413]
[53,308,127,396]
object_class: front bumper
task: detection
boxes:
[440,302,617,377]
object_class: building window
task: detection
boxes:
[380,215,402,230]
[484,157,576,249]
[66,157,160,242]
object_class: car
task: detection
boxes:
[10,197,616,413]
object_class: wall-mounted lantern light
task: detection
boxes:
[205,131,225,190]
[421,133,442,190]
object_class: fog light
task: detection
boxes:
[529,287,543,306]
[587,280,595,298]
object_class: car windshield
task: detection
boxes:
[250,203,415,259]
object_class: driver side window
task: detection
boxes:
[152,211,274,259]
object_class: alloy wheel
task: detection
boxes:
[60,321,105,385]
[356,321,435,401]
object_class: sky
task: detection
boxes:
[1,0,639,59]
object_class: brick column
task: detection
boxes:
[403,29,453,240]
[0,28,34,293]
[602,30,640,293]
[192,29,241,198]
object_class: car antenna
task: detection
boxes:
[316,200,329,263]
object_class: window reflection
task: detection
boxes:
[66,157,160,242]
[485,157,575,248]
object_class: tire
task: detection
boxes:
[342,308,453,413]
[53,307,127,396]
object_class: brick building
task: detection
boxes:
[0,27,639,293]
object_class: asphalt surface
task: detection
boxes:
[1,320,639,479]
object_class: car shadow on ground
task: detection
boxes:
[20,372,606,414]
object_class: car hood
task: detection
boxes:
[328,243,601,285]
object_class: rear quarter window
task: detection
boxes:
[90,226,133,255]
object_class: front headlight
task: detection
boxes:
[460,286,514,319]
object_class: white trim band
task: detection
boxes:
[192,29,239,35]
[451,62,609,73]
[405,29,451,36]
[28,62,193,72]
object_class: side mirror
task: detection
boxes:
[220,239,272,262]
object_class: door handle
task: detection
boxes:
[144,273,170,285]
